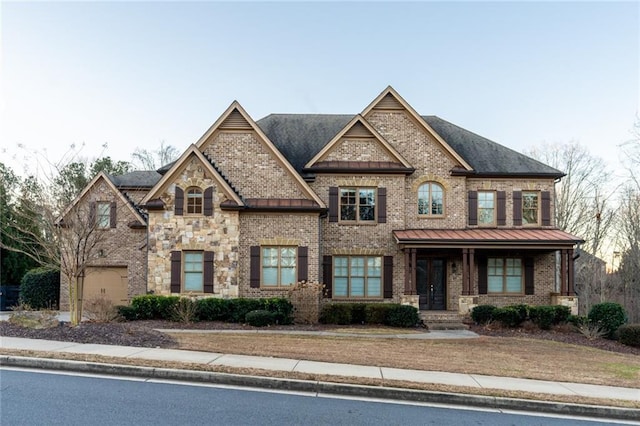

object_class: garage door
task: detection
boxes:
[83,267,128,306]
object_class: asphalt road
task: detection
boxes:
[0,368,630,426]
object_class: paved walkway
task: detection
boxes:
[1,335,639,403]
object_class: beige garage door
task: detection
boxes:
[83,267,128,305]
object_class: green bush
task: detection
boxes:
[350,303,367,324]
[261,297,293,325]
[618,324,640,348]
[197,298,232,321]
[385,305,419,327]
[365,303,395,325]
[19,267,60,310]
[245,309,276,327]
[471,305,497,324]
[130,295,179,320]
[493,305,526,328]
[552,305,571,324]
[319,304,352,325]
[117,305,138,321]
[529,305,556,330]
[568,314,588,327]
[588,302,627,339]
[228,298,263,323]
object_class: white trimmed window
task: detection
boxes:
[333,256,382,298]
[186,187,203,214]
[488,258,523,294]
[340,188,376,222]
[96,202,111,229]
[262,247,297,287]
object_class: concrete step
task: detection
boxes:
[419,311,468,330]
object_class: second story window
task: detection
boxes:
[418,182,444,216]
[522,191,539,225]
[186,188,203,214]
[340,188,376,222]
[478,191,495,226]
[96,202,111,229]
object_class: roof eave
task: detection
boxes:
[302,167,415,175]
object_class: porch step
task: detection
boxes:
[419,311,469,330]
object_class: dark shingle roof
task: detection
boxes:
[109,171,162,188]
[256,113,563,177]
[256,114,353,172]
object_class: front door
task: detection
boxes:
[416,258,446,310]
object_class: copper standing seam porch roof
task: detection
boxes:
[393,229,584,249]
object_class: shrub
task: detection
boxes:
[245,309,275,327]
[287,281,325,325]
[471,305,497,325]
[529,305,556,330]
[568,314,588,328]
[261,297,293,325]
[84,296,119,323]
[197,298,232,322]
[576,322,607,340]
[228,298,263,323]
[130,295,180,320]
[618,324,640,348]
[350,303,367,324]
[552,305,571,324]
[8,304,59,329]
[493,305,526,328]
[319,303,352,325]
[588,302,627,339]
[19,267,60,310]
[385,305,419,328]
[117,305,138,321]
[365,303,395,325]
[172,297,199,323]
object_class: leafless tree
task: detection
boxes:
[131,140,179,171]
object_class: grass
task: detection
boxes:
[168,332,640,389]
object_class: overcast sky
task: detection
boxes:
[1,1,638,178]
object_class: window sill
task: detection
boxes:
[337,221,379,226]
[486,293,525,296]
[331,297,385,301]
[417,215,445,219]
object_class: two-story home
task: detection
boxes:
[60,87,582,317]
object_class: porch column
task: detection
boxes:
[468,248,475,295]
[462,249,469,295]
[410,248,417,295]
[568,249,575,295]
[404,248,417,295]
[560,249,568,296]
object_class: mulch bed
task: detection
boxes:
[1,319,638,355]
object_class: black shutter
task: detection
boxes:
[322,255,332,298]
[513,191,522,226]
[89,201,97,225]
[297,246,308,283]
[524,257,535,295]
[541,191,551,226]
[175,187,184,216]
[328,187,338,222]
[497,191,506,226]
[383,256,393,298]
[170,251,181,293]
[477,256,487,294]
[110,202,117,228]
[377,187,387,223]
[250,246,260,288]
[204,251,214,293]
[203,187,213,216]
[468,191,478,226]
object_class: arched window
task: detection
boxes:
[418,182,444,216]
[186,187,203,214]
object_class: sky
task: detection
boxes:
[1,1,638,178]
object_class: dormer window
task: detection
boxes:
[186,188,203,214]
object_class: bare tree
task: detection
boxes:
[131,140,179,170]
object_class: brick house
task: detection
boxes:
[61,86,582,315]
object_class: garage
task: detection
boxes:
[83,267,129,306]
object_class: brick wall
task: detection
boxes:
[323,138,396,162]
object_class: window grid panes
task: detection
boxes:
[186,188,203,214]
[262,247,297,287]
[96,202,110,229]
[340,188,376,222]
[333,256,382,298]
[478,191,495,225]
[183,252,204,292]
[418,182,444,216]
[522,192,539,225]
[488,258,522,294]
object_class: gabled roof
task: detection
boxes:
[140,145,245,207]
[58,171,148,226]
[361,86,473,171]
[195,101,326,208]
[303,114,412,170]
[109,170,161,188]
[422,116,564,178]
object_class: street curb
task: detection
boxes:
[2,355,639,421]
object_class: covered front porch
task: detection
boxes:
[393,228,584,315]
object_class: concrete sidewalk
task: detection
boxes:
[1,335,639,403]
